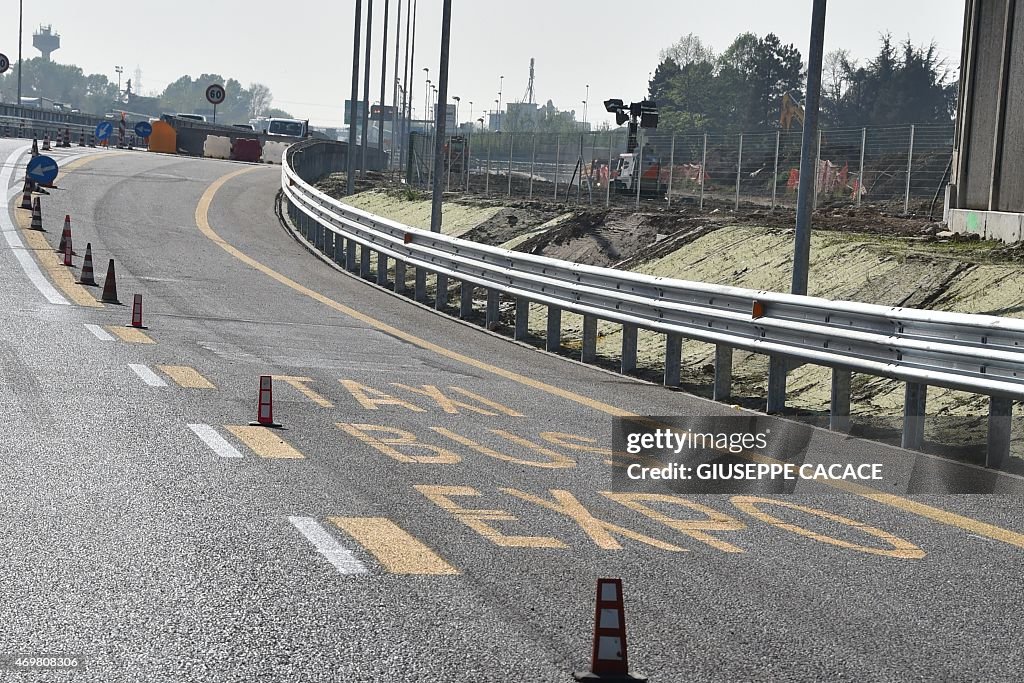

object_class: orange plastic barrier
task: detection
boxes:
[148,121,177,154]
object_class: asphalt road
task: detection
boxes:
[2,138,1024,682]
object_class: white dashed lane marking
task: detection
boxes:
[287,516,368,575]
[187,424,243,459]
[84,323,115,341]
[128,363,167,387]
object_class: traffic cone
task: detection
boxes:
[129,294,146,329]
[62,239,73,267]
[42,134,51,151]
[19,180,33,210]
[88,133,96,148]
[574,579,647,682]
[79,243,97,286]
[78,131,85,147]
[101,259,120,304]
[56,215,73,254]
[249,375,283,428]
[62,127,71,148]
[31,138,39,156]
[29,197,43,230]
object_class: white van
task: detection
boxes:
[266,118,308,138]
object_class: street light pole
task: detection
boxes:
[430,0,453,233]
[360,0,374,177]
[115,66,123,103]
[346,0,363,196]
[377,0,389,158]
[17,0,23,106]
[584,84,589,127]
[453,96,460,132]
[497,75,504,132]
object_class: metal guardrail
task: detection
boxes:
[281,139,1021,467]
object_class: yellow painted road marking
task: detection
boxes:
[14,210,102,308]
[196,167,1024,551]
[106,326,155,344]
[275,375,333,407]
[158,365,215,389]
[225,425,304,459]
[327,516,460,575]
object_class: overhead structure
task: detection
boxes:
[33,25,60,61]
[948,0,1024,241]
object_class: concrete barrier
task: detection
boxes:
[261,141,290,165]
[203,135,232,160]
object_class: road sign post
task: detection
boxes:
[206,84,226,124]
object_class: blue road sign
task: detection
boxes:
[134,121,153,138]
[95,121,114,141]
[26,155,59,185]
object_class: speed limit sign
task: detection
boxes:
[0,54,10,75]
[205,83,226,105]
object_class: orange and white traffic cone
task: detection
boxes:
[101,259,120,304]
[63,127,71,148]
[56,215,73,254]
[574,579,646,682]
[249,375,283,428]
[62,239,73,267]
[42,134,51,151]
[79,243,97,286]
[129,294,147,329]
[78,131,85,147]
[30,197,43,230]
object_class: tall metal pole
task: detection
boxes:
[378,0,390,159]
[402,0,416,172]
[429,0,453,234]
[346,0,363,196]
[17,0,23,106]
[360,0,374,177]
[791,0,827,297]
[391,0,402,171]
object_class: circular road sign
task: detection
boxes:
[134,121,153,138]
[206,83,226,106]
[0,53,10,74]
[95,121,114,141]
[26,155,59,185]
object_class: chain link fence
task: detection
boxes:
[405,123,954,215]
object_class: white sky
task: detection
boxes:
[7,0,966,126]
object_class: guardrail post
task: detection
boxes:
[901,382,927,450]
[414,268,427,301]
[360,245,372,278]
[546,306,561,352]
[460,281,474,318]
[394,260,406,293]
[766,357,787,414]
[664,333,682,387]
[830,369,852,432]
[621,324,638,374]
[376,252,388,286]
[436,274,449,310]
[346,239,358,273]
[987,396,1013,469]
[713,345,732,402]
[485,290,500,328]
[514,298,530,340]
[581,315,598,363]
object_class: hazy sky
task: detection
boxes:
[7,1,966,126]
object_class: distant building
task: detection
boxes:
[33,25,60,61]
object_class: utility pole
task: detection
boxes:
[360,0,374,177]
[405,0,417,170]
[391,0,402,171]
[346,0,363,195]
[791,0,827,296]
[17,0,23,106]
[378,0,390,157]
[497,75,504,132]
[430,0,453,233]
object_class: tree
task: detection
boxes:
[659,33,716,67]
[248,83,273,118]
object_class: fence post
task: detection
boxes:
[735,133,743,211]
[635,128,644,210]
[465,131,473,192]
[553,135,560,200]
[666,133,676,207]
[446,134,452,192]
[485,139,491,195]
[904,123,915,214]
[507,132,514,197]
[606,133,613,208]
[812,128,822,210]
[857,127,866,207]
[699,133,708,211]
[529,133,536,199]
[771,130,780,210]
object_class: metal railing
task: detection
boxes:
[283,139,1020,467]
[404,123,954,214]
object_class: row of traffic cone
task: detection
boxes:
[38,208,120,304]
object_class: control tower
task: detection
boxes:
[33,25,61,61]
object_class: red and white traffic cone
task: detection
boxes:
[78,131,86,147]
[19,180,33,210]
[79,243,97,286]
[574,579,646,682]
[63,127,71,148]
[249,375,283,428]
[129,294,147,329]
[101,259,120,304]
[62,239,73,267]
[56,215,73,254]
[31,138,39,157]
[30,197,43,230]
[41,135,50,151]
